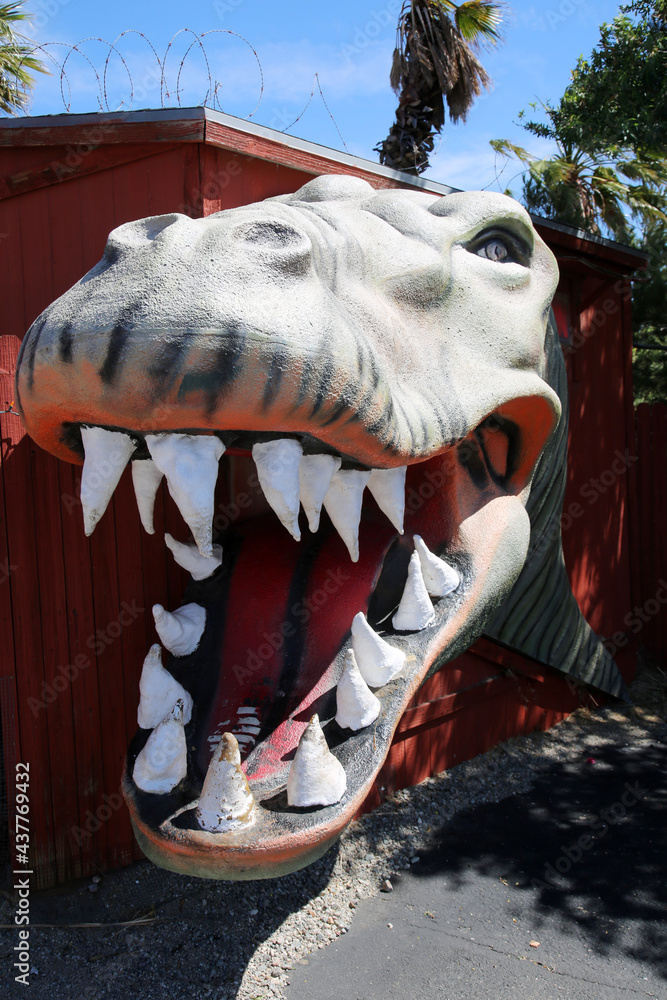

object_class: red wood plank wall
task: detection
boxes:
[0,137,643,887]
[548,253,637,649]
[629,403,667,660]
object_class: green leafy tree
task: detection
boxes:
[490,135,667,243]
[492,2,667,402]
[0,2,47,116]
[375,1,505,175]
[520,0,667,160]
[632,221,667,403]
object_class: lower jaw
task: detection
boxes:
[122,461,530,881]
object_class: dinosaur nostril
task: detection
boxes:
[237,221,307,247]
[233,220,312,276]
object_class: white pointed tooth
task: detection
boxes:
[165,532,222,581]
[153,602,206,657]
[286,714,347,808]
[413,535,461,597]
[195,732,256,832]
[137,644,193,728]
[322,469,371,562]
[351,611,407,687]
[392,550,435,631]
[145,433,224,557]
[367,466,407,533]
[335,649,381,731]
[133,699,187,794]
[131,458,164,534]
[299,454,342,532]
[252,439,303,541]
[80,426,136,536]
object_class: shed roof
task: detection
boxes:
[0,105,646,270]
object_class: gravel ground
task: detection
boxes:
[2,659,665,1000]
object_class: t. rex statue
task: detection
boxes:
[15,174,624,880]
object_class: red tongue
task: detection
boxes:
[202,513,396,782]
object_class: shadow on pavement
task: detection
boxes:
[413,741,667,979]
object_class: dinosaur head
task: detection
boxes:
[16,174,602,880]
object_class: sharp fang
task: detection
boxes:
[137,643,193,729]
[133,700,187,794]
[392,551,435,631]
[80,426,135,536]
[165,532,222,581]
[153,603,206,657]
[195,733,255,833]
[131,458,164,534]
[145,433,224,557]
[413,535,461,596]
[335,649,381,730]
[351,611,407,687]
[299,454,342,532]
[252,439,303,541]
[286,714,347,808]
[367,467,407,533]
[322,469,371,562]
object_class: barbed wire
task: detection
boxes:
[281,73,349,153]
[12,30,265,119]
[9,30,349,150]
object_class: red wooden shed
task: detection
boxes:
[0,107,647,888]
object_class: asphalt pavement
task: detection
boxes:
[286,741,666,1000]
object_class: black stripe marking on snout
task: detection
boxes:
[59,322,73,364]
[99,324,131,385]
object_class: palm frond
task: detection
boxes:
[454,1,506,48]
[492,129,667,243]
[0,1,48,115]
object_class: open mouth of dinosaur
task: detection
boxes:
[61,393,553,880]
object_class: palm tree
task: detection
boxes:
[490,138,667,243]
[0,2,47,116]
[375,0,505,175]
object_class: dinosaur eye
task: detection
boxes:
[479,238,509,262]
[467,228,530,266]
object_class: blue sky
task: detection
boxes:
[21,0,626,192]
